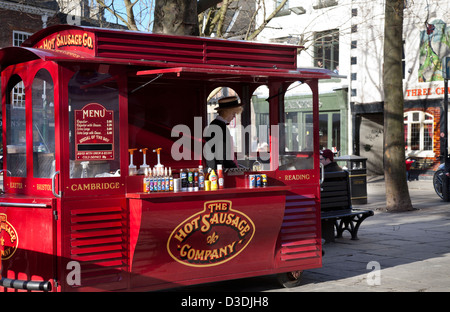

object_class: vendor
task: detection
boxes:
[204,96,243,169]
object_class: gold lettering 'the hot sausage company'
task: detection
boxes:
[167,200,255,267]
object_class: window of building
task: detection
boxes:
[313,0,338,9]
[274,0,290,16]
[316,112,341,151]
[13,31,31,47]
[11,31,31,116]
[11,81,25,109]
[314,29,339,71]
[404,111,434,153]
[275,0,289,10]
[402,40,405,79]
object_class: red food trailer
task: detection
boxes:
[0,25,335,292]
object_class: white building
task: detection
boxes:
[256,0,450,176]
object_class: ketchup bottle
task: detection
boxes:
[217,164,224,189]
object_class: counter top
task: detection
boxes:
[126,185,291,199]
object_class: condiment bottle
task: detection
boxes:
[217,164,224,189]
[180,168,187,191]
[187,168,194,191]
[143,167,150,193]
[169,167,174,191]
[194,168,199,191]
[153,168,158,192]
[198,165,205,190]
[209,169,218,191]
[164,167,169,192]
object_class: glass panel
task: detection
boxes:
[33,69,55,178]
[319,114,328,149]
[404,124,408,148]
[68,70,120,178]
[410,123,420,150]
[205,87,242,169]
[423,124,433,151]
[314,29,339,70]
[250,85,270,169]
[279,82,314,170]
[6,75,27,177]
[332,113,341,152]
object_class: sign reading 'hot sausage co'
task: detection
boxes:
[167,200,255,267]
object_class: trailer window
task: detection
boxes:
[279,82,314,170]
[206,87,243,166]
[5,75,27,177]
[250,85,270,169]
[32,69,55,178]
[68,70,120,178]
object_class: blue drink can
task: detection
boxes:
[249,175,256,188]
[256,174,262,187]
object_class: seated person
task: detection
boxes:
[320,149,343,172]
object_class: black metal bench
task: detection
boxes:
[320,171,374,242]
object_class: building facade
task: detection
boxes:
[256,0,450,176]
[0,0,110,49]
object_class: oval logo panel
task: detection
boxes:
[1,213,19,260]
[167,200,255,267]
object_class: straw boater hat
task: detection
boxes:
[215,96,243,110]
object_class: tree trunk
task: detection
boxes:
[383,0,414,211]
[153,0,199,35]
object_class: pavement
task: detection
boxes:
[276,175,450,292]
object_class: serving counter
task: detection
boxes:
[126,184,292,290]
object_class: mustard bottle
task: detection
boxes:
[209,169,218,191]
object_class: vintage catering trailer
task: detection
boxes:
[0,25,335,292]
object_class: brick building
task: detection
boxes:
[0,0,118,49]
[0,0,60,48]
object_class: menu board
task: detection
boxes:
[75,103,114,160]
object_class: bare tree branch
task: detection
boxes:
[246,0,287,41]
[216,0,230,37]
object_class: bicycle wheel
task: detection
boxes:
[433,169,444,199]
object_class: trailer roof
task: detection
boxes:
[1,25,338,82]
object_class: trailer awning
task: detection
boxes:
[134,66,339,84]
